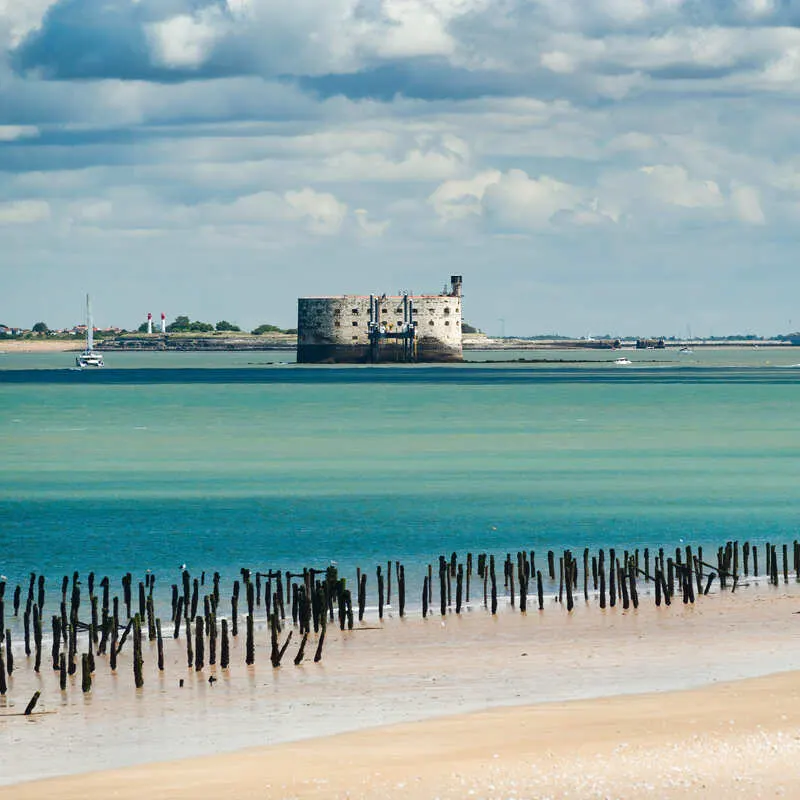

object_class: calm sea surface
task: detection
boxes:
[2,347,800,605]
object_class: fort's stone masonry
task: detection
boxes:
[297,277,463,363]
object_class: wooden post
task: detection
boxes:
[156,619,164,671]
[536,571,544,611]
[185,617,193,668]
[456,564,463,614]
[221,619,230,668]
[231,582,239,637]
[599,565,606,609]
[655,568,662,606]
[386,560,392,606]
[313,626,326,663]
[583,548,589,602]
[33,605,42,673]
[466,553,472,603]
[629,561,638,609]
[422,577,429,618]
[608,550,616,608]
[619,563,629,610]
[59,652,67,691]
[783,543,789,584]
[564,554,573,612]
[133,615,144,688]
[438,561,446,616]
[294,632,308,665]
[358,573,367,622]
[24,691,41,715]
[547,550,555,581]
[377,566,385,621]
[82,653,91,693]
[1,635,11,681]
[245,615,254,665]
[398,565,406,618]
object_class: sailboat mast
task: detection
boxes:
[86,294,94,352]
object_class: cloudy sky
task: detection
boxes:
[1,0,799,336]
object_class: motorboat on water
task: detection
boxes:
[614,357,632,365]
[678,346,693,354]
[75,294,104,369]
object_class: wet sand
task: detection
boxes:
[2,580,800,796]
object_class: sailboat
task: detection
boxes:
[75,294,105,368]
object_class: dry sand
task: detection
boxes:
[3,580,800,797]
[0,339,82,353]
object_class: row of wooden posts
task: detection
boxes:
[0,539,798,704]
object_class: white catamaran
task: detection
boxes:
[75,294,105,368]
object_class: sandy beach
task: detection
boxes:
[2,578,800,797]
[0,339,83,353]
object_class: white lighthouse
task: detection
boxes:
[160,313,166,334]
[147,312,153,334]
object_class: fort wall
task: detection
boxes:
[297,278,463,363]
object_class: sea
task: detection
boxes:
[2,346,800,613]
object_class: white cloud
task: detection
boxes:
[284,188,348,235]
[481,169,604,230]
[0,125,39,141]
[0,0,57,47]
[428,170,502,220]
[0,199,50,224]
[147,10,224,70]
[638,165,724,208]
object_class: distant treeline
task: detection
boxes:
[135,316,297,335]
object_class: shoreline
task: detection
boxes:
[2,579,800,793]
[4,668,800,799]
[3,338,795,355]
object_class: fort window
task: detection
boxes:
[352,335,358,340]
[397,321,403,327]
[335,322,340,328]
[382,308,388,314]
[352,321,359,327]
[351,308,359,314]
[412,309,418,314]
[445,320,450,326]
[444,308,450,314]
[395,307,402,313]
[429,320,435,326]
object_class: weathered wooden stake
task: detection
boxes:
[81,653,91,693]
[156,619,164,671]
[245,615,254,665]
[220,619,230,669]
[24,691,40,715]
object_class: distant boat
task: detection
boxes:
[679,346,693,354]
[614,357,632,365]
[75,294,104,369]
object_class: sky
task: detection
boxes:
[1,0,799,337]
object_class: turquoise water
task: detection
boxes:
[2,349,800,604]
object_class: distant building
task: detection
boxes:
[297,276,463,363]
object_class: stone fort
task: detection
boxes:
[297,276,463,363]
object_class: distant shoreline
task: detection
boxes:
[1,336,795,355]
